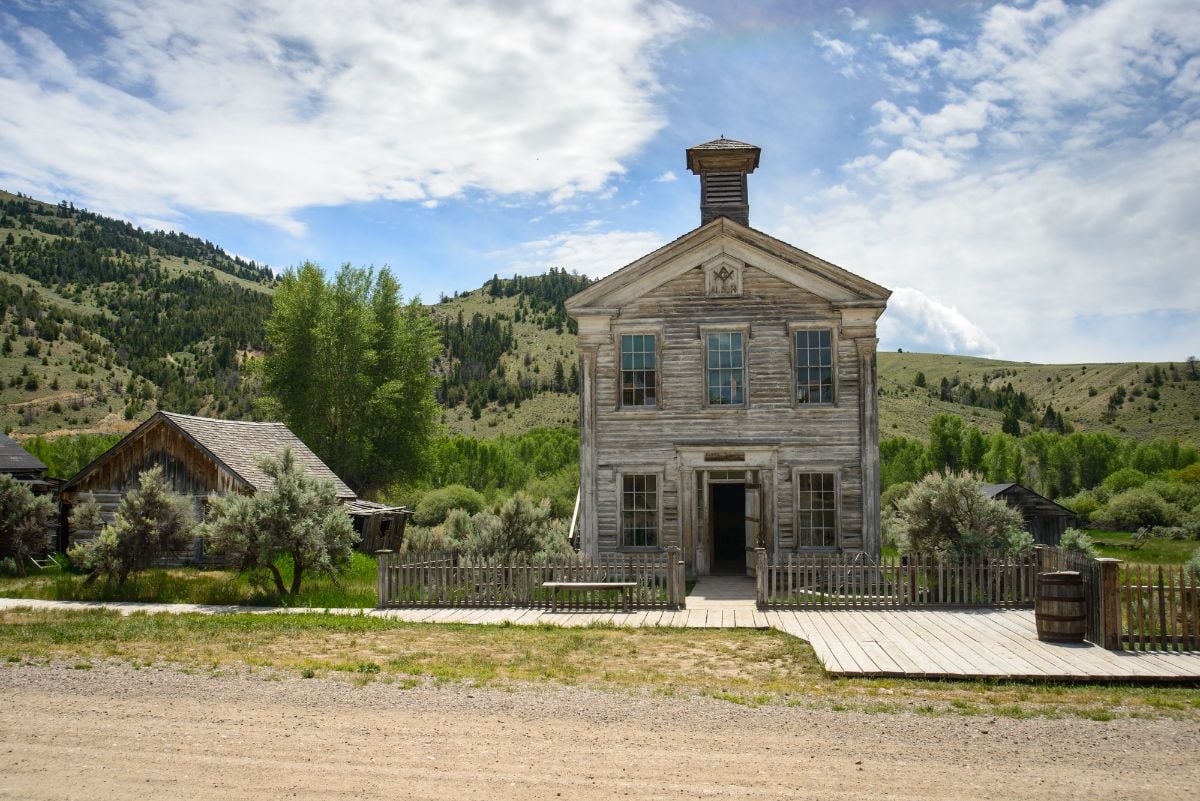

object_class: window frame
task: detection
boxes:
[612,326,663,411]
[788,322,838,408]
[792,467,841,550]
[617,468,664,551]
[700,324,751,409]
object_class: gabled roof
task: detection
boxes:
[981,482,1076,517]
[565,216,890,314]
[63,411,355,499]
[0,433,46,474]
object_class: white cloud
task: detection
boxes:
[913,14,946,36]
[838,7,870,32]
[499,228,666,279]
[813,31,856,61]
[782,0,1200,362]
[654,170,677,182]
[0,0,700,232]
[878,288,1000,357]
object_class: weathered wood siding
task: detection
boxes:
[60,419,246,547]
[579,262,878,568]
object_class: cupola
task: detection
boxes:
[685,137,761,227]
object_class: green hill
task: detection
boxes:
[1,191,274,435]
[431,280,1200,445]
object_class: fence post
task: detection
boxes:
[1095,557,1122,650]
[666,546,679,609]
[375,550,392,608]
[756,547,768,610]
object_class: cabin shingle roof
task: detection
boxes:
[160,412,355,499]
[0,433,47,474]
[689,137,759,150]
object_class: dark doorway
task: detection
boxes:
[710,482,746,575]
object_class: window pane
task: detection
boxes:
[621,474,659,548]
[795,472,837,548]
[707,332,745,405]
[795,329,834,405]
[620,335,657,406]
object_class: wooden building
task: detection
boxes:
[981,483,1077,547]
[58,411,408,554]
[0,432,51,492]
[565,139,891,576]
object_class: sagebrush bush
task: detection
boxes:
[1059,527,1098,558]
[412,484,486,526]
[895,472,1031,557]
[0,473,55,575]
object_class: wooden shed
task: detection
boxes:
[58,411,409,556]
[0,432,51,492]
[981,483,1077,547]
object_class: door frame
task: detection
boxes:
[677,445,778,576]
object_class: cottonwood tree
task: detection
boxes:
[199,449,358,598]
[895,472,1031,557]
[68,467,193,585]
[261,263,441,492]
[0,474,54,574]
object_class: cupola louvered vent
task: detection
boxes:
[703,172,745,205]
[685,138,761,227]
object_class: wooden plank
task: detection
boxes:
[845,610,941,677]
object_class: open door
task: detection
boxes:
[744,483,761,577]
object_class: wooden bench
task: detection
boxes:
[542,581,638,612]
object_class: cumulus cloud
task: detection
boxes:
[654,170,678,183]
[0,0,699,232]
[878,288,1000,357]
[779,0,1200,362]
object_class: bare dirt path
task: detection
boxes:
[1,663,1196,801]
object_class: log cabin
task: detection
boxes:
[57,410,408,556]
[981,483,1077,547]
[565,138,891,576]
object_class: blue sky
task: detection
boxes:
[1,0,1197,363]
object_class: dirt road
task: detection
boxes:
[1,662,1196,800]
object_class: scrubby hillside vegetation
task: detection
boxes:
[1,190,274,434]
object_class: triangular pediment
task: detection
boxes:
[565,217,890,315]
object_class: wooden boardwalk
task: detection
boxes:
[5,590,1200,682]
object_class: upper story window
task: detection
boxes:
[706,331,745,406]
[620,334,657,407]
[795,329,834,405]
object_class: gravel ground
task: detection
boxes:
[1,661,1197,800]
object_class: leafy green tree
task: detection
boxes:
[961,426,986,473]
[912,371,926,388]
[199,449,358,597]
[261,262,441,492]
[927,413,964,473]
[880,436,926,490]
[68,466,193,585]
[412,484,486,526]
[0,474,54,575]
[894,472,1031,557]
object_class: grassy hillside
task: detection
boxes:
[431,285,1200,445]
[1,190,274,436]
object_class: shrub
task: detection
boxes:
[1094,487,1172,530]
[1170,463,1200,484]
[522,467,579,519]
[68,466,193,585]
[1187,548,1200,580]
[1058,489,1101,522]
[199,448,358,597]
[412,484,485,526]
[894,472,1031,557]
[1097,467,1149,501]
[0,473,55,574]
[1059,527,1098,558]
[880,481,913,512]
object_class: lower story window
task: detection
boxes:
[621,473,658,548]
[795,472,837,548]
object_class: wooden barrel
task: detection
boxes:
[1036,571,1085,643]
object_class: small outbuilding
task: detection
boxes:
[58,411,409,557]
[0,432,52,493]
[981,483,1077,547]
